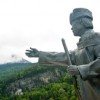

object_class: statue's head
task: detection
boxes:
[70,8,93,24]
[70,8,93,36]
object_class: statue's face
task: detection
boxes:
[71,19,85,36]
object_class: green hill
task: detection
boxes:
[0,63,33,79]
[0,63,78,100]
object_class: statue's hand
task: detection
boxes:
[67,65,80,76]
[25,47,39,57]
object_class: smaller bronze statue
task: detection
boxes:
[26,8,100,100]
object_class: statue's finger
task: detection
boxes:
[30,47,35,50]
[25,53,32,57]
[26,50,31,51]
[25,52,30,55]
[26,50,33,52]
[30,47,37,51]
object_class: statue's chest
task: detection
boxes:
[74,47,94,65]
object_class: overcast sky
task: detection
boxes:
[0,0,100,63]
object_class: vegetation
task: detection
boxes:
[0,63,78,100]
[0,63,33,79]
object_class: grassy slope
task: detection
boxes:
[0,63,78,100]
[0,63,33,79]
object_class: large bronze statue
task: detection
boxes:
[26,8,100,100]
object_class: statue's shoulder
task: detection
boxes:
[92,32,100,38]
[88,32,100,40]
[77,32,100,49]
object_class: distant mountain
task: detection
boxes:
[0,54,31,64]
[0,54,33,79]
[0,63,33,79]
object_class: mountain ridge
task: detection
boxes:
[0,54,31,64]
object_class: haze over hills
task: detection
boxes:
[0,54,31,64]
[0,54,33,79]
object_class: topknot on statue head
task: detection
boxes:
[70,8,93,25]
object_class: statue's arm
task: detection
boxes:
[38,50,76,65]
[38,51,67,64]
[77,45,100,80]
[25,47,75,65]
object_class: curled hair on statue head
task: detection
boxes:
[79,17,93,29]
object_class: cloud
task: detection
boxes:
[0,0,100,63]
